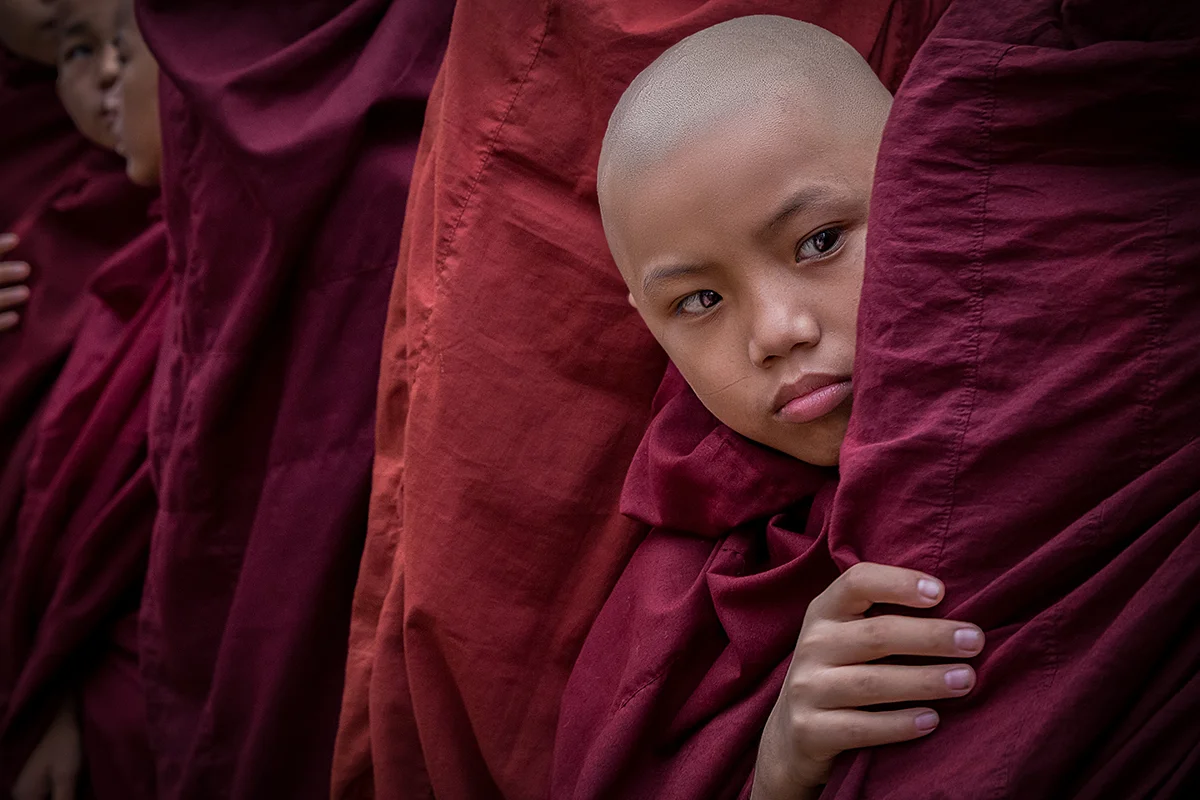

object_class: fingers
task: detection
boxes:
[0,285,31,311]
[0,261,31,285]
[807,562,944,621]
[808,663,976,708]
[0,233,17,257]
[821,615,984,664]
[798,707,940,761]
[0,312,19,332]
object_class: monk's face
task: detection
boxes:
[607,109,880,466]
[108,5,160,186]
[56,0,120,150]
[0,0,58,64]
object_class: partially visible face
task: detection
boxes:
[56,0,120,149]
[605,105,883,466]
[107,3,161,186]
[0,0,58,64]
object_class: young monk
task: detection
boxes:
[0,0,154,551]
[553,16,984,800]
[2,1,166,798]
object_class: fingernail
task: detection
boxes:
[915,711,939,732]
[945,668,973,690]
[954,628,983,652]
[917,578,942,600]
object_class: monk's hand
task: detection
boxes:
[11,701,81,800]
[750,562,984,800]
[0,233,32,332]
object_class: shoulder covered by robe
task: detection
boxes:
[553,365,839,800]
[335,2,950,798]
[823,0,1200,796]
[132,1,452,797]
[0,47,90,230]
[0,210,168,799]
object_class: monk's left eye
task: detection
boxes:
[795,227,845,261]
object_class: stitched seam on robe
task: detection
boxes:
[931,44,1012,583]
[415,9,553,376]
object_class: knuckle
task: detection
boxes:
[850,670,880,701]
[857,619,886,654]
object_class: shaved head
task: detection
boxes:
[599,15,890,246]
[598,15,893,466]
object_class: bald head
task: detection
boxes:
[599,15,890,225]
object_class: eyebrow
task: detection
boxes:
[61,21,92,38]
[641,263,709,298]
[763,185,840,235]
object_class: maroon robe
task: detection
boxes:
[131,1,452,797]
[553,366,840,799]
[0,150,157,550]
[0,213,167,798]
[0,47,90,230]
[823,0,1200,796]
[555,1,1200,797]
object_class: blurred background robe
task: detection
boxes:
[133,0,452,797]
[0,213,168,800]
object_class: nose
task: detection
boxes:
[98,44,121,90]
[746,290,820,367]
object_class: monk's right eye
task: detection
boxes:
[63,43,92,62]
[675,290,722,316]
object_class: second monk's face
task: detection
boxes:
[56,0,121,150]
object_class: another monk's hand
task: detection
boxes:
[750,563,985,800]
[0,233,32,332]
[11,701,81,800]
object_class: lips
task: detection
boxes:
[773,374,852,425]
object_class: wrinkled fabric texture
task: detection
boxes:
[0,215,167,798]
[0,47,90,230]
[553,365,839,800]
[821,0,1200,797]
[0,150,156,552]
[335,3,950,798]
[133,1,452,797]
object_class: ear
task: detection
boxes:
[627,292,638,309]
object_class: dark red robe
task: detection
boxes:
[822,0,1200,796]
[553,366,840,800]
[554,2,1200,797]
[0,150,157,551]
[0,47,90,230]
[0,213,168,799]
[334,2,950,797]
[131,1,452,797]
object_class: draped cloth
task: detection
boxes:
[553,366,839,800]
[0,150,156,552]
[0,215,167,799]
[334,2,949,798]
[822,0,1200,796]
[133,1,452,796]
